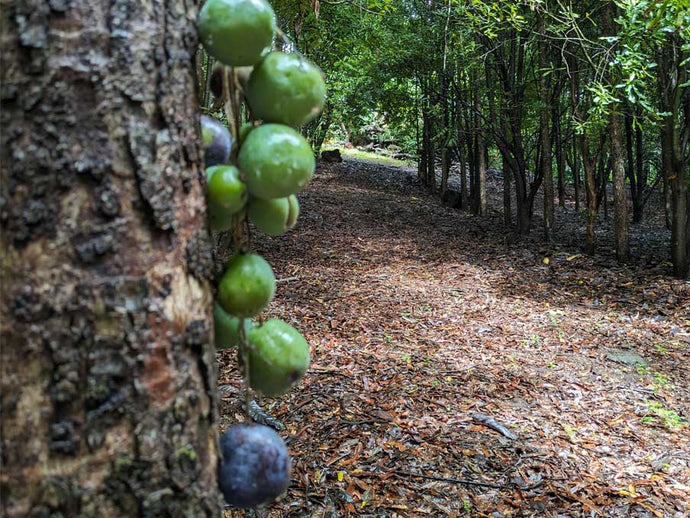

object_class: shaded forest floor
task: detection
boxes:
[220,158,690,517]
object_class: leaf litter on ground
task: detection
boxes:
[219,157,690,517]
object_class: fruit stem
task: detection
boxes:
[232,211,245,252]
[238,318,253,421]
[222,65,243,163]
[221,65,235,138]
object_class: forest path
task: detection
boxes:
[220,158,690,517]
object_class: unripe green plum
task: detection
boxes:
[205,166,246,232]
[248,195,299,236]
[214,303,254,349]
[245,319,310,397]
[238,122,256,146]
[238,124,315,200]
[206,165,247,214]
[246,52,326,126]
[198,0,276,67]
[218,253,275,318]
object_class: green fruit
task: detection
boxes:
[205,167,246,232]
[214,303,255,349]
[238,123,256,145]
[207,201,236,232]
[218,254,275,318]
[245,319,310,396]
[246,52,326,126]
[248,195,299,236]
[238,124,315,200]
[206,165,247,213]
[198,0,276,67]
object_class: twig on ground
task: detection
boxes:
[249,400,285,430]
[395,470,506,489]
[276,276,299,283]
[471,412,519,440]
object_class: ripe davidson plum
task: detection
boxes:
[201,115,233,167]
[246,52,326,126]
[218,253,275,318]
[238,124,315,200]
[248,194,299,236]
[198,0,276,67]
[218,423,291,508]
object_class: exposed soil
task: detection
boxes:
[220,158,689,517]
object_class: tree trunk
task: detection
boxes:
[554,104,566,208]
[503,154,512,225]
[610,113,630,261]
[573,123,581,212]
[1,3,221,516]
[474,91,487,216]
[659,35,689,278]
[633,118,647,223]
[419,110,430,184]
[625,111,640,222]
[441,146,450,195]
[538,18,553,241]
[582,138,598,255]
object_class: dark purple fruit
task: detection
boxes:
[210,65,224,99]
[218,424,291,508]
[201,115,233,167]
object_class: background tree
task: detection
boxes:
[1,2,221,516]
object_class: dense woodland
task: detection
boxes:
[196,0,690,278]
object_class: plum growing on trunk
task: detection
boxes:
[218,424,291,508]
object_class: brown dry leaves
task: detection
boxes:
[220,159,689,517]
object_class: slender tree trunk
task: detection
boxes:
[1,2,220,517]
[582,139,598,254]
[573,123,581,212]
[659,35,689,278]
[466,106,476,209]
[441,147,450,195]
[503,154,512,225]
[456,72,468,209]
[625,111,640,223]
[457,114,468,209]
[474,87,487,216]
[554,105,566,208]
[427,123,436,191]
[538,19,554,241]
[420,110,429,184]
[610,113,630,261]
[633,118,647,223]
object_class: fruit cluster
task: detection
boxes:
[197,0,326,509]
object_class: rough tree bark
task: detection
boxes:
[1,2,221,516]
[473,85,487,216]
[538,15,553,241]
[659,34,689,279]
[610,113,630,261]
[604,1,629,262]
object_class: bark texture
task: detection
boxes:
[610,113,630,262]
[1,1,221,516]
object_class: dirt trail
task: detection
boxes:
[220,158,690,517]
